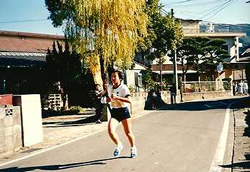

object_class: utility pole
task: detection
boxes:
[160,57,163,91]
[171,9,178,96]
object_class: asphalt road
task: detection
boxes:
[0,97,247,172]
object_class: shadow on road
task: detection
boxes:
[43,115,99,128]
[43,97,250,128]
[0,156,131,171]
[220,161,250,169]
[156,96,250,111]
[243,110,250,137]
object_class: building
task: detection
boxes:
[150,19,247,83]
[0,30,146,96]
[124,61,148,92]
[0,30,64,94]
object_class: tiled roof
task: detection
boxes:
[0,30,64,53]
[0,30,64,39]
[0,51,46,67]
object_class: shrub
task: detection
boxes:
[69,106,87,114]
[222,78,232,90]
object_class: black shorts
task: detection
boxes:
[111,107,131,122]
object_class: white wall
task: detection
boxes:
[13,94,43,147]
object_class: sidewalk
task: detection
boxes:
[0,110,109,165]
[231,101,250,171]
[0,108,152,166]
[39,110,108,149]
[221,98,250,172]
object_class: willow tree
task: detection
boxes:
[45,0,148,85]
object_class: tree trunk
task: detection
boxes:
[92,56,104,87]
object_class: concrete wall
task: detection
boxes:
[0,94,44,157]
[182,91,232,102]
[130,92,148,117]
[129,90,232,116]
[0,106,22,157]
[13,94,43,147]
[125,70,136,90]
[181,20,200,34]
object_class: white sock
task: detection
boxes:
[117,143,123,147]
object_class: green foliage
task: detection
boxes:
[178,37,229,80]
[204,39,229,66]
[222,81,231,90]
[177,38,197,81]
[141,69,157,90]
[45,0,148,75]
[69,106,87,114]
[45,41,83,93]
[128,85,135,93]
[136,0,159,52]
[136,0,183,64]
[147,13,183,61]
[207,82,214,91]
[42,106,87,117]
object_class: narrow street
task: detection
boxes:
[0,98,247,172]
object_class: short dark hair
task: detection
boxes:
[111,68,124,81]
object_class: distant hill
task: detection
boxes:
[200,23,250,51]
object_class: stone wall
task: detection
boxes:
[0,106,22,157]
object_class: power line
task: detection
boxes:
[163,0,249,24]
[0,19,48,24]
[164,1,231,19]
[205,0,235,20]
[165,0,198,6]
[160,8,250,31]
[199,0,233,20]
[163,0,227,8]
[162,0,231,20]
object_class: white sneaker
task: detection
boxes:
[113,145,123,157]
[131,147,137,158]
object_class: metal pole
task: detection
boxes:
[171,9,178,96]
[173,50,178,94]
[160,57,162,91]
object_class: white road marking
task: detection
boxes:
[0,111,152,168]
[0,129,106,167]
[208,103,232,172]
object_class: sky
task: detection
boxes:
[0,0,249,35]
[161,0,250,24]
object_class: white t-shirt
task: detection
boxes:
[108,84,131,109]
